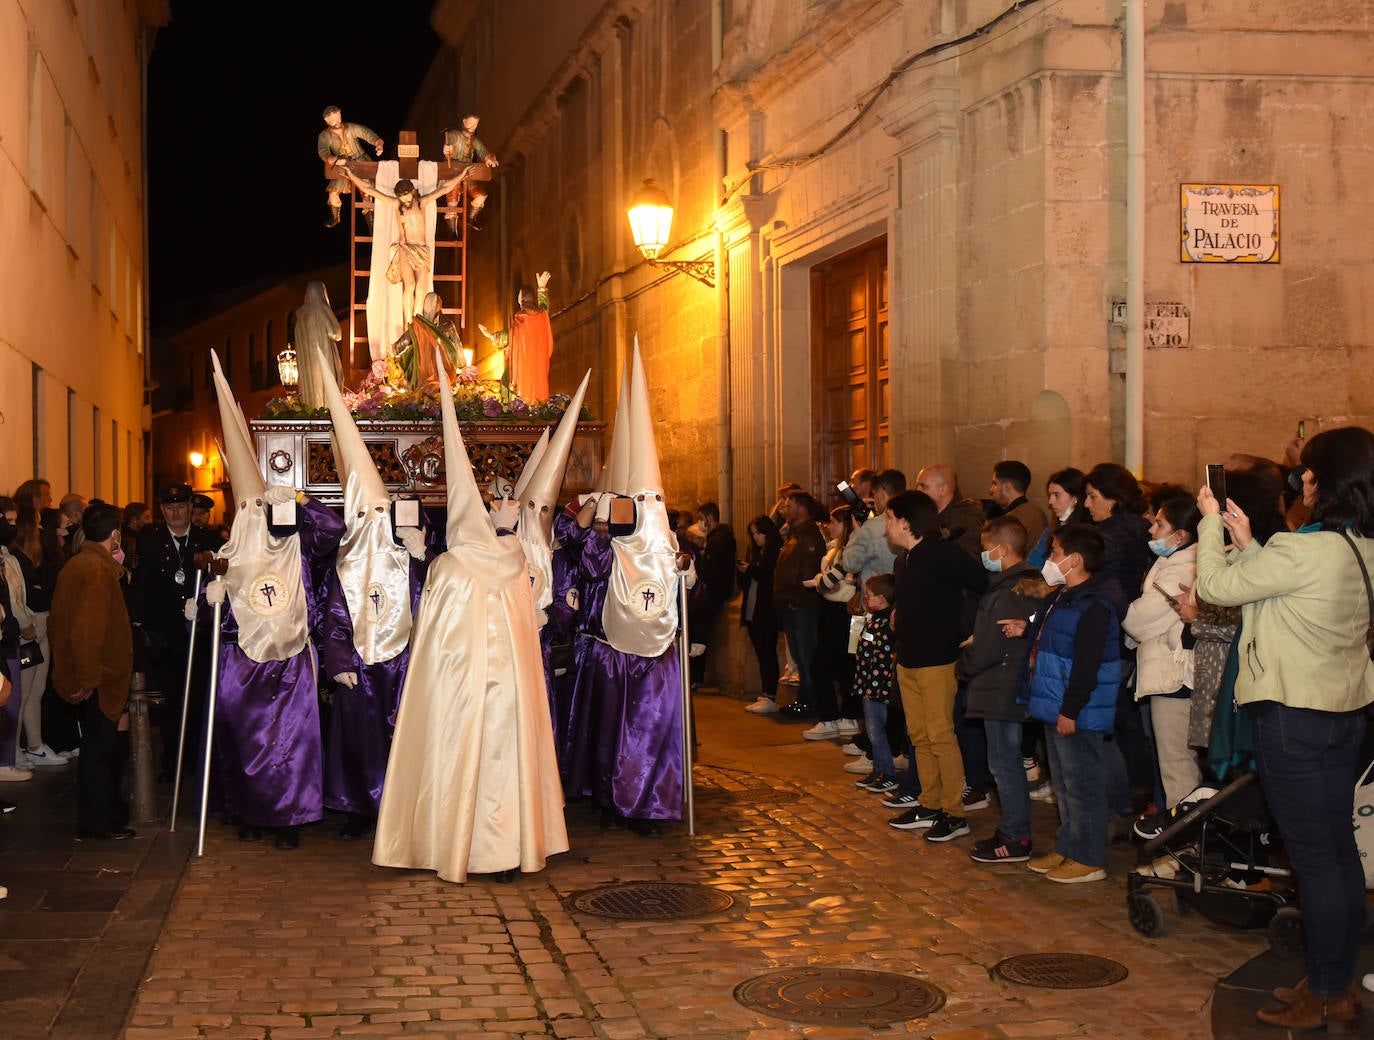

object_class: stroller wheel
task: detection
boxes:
[1169,889,1192,917]
[1268,906,1305,961]
[1128,892,1166,938]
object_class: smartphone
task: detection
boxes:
[1152,581,1179,607]
[1297,419,1306,440]
[1205,463,1227,509]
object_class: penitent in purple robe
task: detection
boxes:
[213,498,344,829]
[560,521,683,821]
[316,556,427,817]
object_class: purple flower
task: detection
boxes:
[356,397,381,418]
[482,396,503,418]
[510,397,529,418]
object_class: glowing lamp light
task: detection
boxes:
[189,451,205,468]
[276,346,299,389]
[627,178,674,261]
[463,346,475,368]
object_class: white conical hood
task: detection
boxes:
[521,370,590,542]
[606,360,633,495]
[512,428,550,504]
[625,337,663,496]
[438,350,498,549]
[211,349,266,502]
[317,346,390,517]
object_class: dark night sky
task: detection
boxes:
[148,1,440,330]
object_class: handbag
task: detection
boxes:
[1338,530,1374,660]
[1354,760,1374,889]
[19,640,43,670]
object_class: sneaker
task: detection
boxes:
[745,697,779,715]
[1023,756,1042,782]
[888,805,941,830]
[835,718,861,737]
[1029,781,1056,803]
[962,785,990,812]
[0,767,34,783]
[843,756,875,774]
[1046,858,1107,884]
[21,744,70,767]
[881,791,920,809]
[1132,786,1219,840]
[893,754,910,772]
[1028,851,1066,874]
[840,741,865,757]
[0,799,16,814]
[865,777,899,794]
[1363,974,1373,995]
[855,771,883,790]
[802,721,840,741]
[925,813,971,842]
[970,832,1033,864]
[688,642,707,658]
[0,883,7,900]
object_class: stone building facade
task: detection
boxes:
[0,0,168,503]
[424,0,1374,525]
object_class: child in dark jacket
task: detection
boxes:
[960,516,1046,863]
[852,574,898,793]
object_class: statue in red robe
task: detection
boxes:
[479,272,553,402]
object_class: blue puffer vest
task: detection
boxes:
[1022,582,1122,733]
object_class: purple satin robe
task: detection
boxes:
[318,556,427,816]
[212,498,344,828]
[562,523,683,821]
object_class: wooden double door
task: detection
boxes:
[810,238,890,498]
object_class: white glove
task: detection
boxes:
[264,486,297,506]
[683,558,698,590]
[490,496,520,533]
[397,527,427,560]
[205,578,227,606]
[183,599,197,622]
[333,672,359,689]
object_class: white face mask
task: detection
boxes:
[1041,557,1073,586]
[1058,506,1075,523]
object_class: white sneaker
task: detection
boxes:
[21,744,71,767]
[1023,756,1042,782]
[0,767,34,783]
[893,755,910,772]
[840,742,865,757]
[802,721,840,741]
[688,642,707,658]
[1363,973,1373,994]
[1029,781,1056,803]
[835,718,861,737]
[745,697,779,715]
[64,746,79,759]
[843,756,874,774]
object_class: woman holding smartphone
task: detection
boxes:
[1195,426,1374,1032]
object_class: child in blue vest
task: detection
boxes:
[1005,524,1122,883]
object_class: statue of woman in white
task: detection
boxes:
[294,281,345,407]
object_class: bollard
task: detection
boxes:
[127,674,159,824]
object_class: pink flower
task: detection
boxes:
[482,396,503,418]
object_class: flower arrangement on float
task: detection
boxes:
[262,358,588,423]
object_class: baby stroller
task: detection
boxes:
[1125,772,1304,957]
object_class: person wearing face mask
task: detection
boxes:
[1004,523,1122,883]
[49,505,136,839]
[1122,489,1201,809]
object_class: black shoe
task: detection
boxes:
[779,701,816,720]
[338,814,369,841]
[468,211,484,231]
[961,785,991,812]
[274,827,300,850]
[237,825,263,842]
[77,827,136,841]
[888,805,941,831]
[627,818,663,837]
[0,799,16,814]
[970,832,1032,864]
[881,791,921,809]
[924,813,971,843]
[493,868,517,883]
[324,207,341,228]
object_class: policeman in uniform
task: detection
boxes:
[129,484,222,783]
[190,493,228,547]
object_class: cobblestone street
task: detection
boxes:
[102,693,1295,1040]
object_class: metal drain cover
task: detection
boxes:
[734,967,945,1026]
[993,953,1129,989]
[571,881,734,920]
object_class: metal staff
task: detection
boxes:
[197,560,229,857]
[677,562,695,836]
[168,562,206,830]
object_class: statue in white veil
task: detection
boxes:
[293,281,344,408]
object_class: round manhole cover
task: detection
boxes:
[993,953,1129,989]
[571,882,734,920]
[734,967,945,1027]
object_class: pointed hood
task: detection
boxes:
[211,349,266,502]
[625,337,663,496]
[512,428,550,504]
[521,370,590,542]
[438,350,498,550]
[317,345,390,519]
[605,359,633,495]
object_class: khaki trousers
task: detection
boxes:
[896,663,963,816]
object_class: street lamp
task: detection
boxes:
[626,179,715,287]
[276,346,299,390]
[189,451,205,469]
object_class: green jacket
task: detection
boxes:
[1194,513,1374,712]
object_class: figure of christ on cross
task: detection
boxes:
[340,164,464,321]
